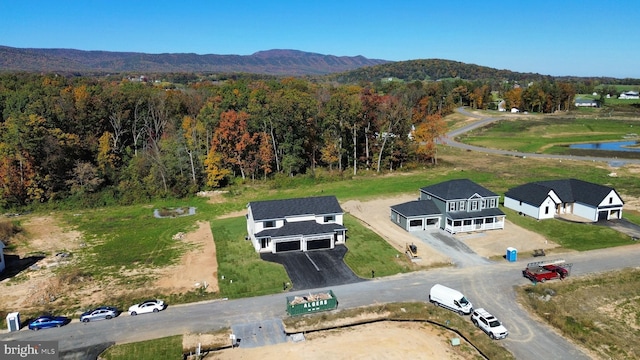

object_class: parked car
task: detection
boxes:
[28,315,71,330]
[128,299,165,316]
[470,308,509,339]
[80,306,120,322]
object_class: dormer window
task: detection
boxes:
[324,215,335,223]
[264,220,275,228]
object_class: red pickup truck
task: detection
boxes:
[523,264,569,283]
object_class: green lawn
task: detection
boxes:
[212,216,289,299]
[99,335,182,360]
[342,215,411,277]
[503,208,633,251]
[459,117,640,155]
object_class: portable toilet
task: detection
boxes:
[6,312,20,332]
[506,247,517,262]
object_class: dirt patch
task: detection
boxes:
[154,221,219,294]
[0,216,219,313]
[211,321,477,360]
[342,196,560,264]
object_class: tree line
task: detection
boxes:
[0,72,577,209]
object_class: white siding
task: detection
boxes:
[573,202,598,221]
[599,190,624,207]
[504,196,539,218]
[284,214,314,223]
[537,197,557,220]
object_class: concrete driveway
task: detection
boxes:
[261,245,364,290]
[413,230,493,267]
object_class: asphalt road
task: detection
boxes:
[3,244,640,359]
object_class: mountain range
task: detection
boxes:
[0,46,388,75]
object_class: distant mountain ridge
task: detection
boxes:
[0,46,389,75]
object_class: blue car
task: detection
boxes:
[28,315,71,330]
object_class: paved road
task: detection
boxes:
[444,107,640,165]
[4,244,640,359]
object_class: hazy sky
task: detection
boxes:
[1,1,638,78]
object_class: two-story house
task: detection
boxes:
[390,179,505,234]
[246,196,347,253]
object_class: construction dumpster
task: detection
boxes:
[286,290,338,316]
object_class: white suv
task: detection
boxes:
[471,308,509,339]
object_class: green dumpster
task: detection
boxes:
[286,290,338,316]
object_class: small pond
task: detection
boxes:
[569,140,640,153]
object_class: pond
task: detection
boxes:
[570,140,640,153]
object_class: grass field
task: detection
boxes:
[459,117,640,155]
[518,269,640,360]
[99,335,183,360]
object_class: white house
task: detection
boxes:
[504,179,624,222]
[575,98,599,107]
[246,196,347,253]
[619,91,639,100]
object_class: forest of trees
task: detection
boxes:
[0,72,578,209]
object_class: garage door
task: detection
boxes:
[275,240,301,253]
[307,238,332,251]
[598,211,608,221]
[426,218,439,229]
[409,219,423,231]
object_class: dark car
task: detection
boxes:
[80,306,120,322]
[28,315,71,330]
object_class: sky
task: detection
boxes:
[1,1,639,78]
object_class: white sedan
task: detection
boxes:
[128,299,165,316]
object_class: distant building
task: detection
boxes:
[619,91,639,100]
[575,98,599,107]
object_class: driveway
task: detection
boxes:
[261,245,364,290]
[413,230,493,267]
[597,218,640,240]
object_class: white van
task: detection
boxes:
[429,284,473,315]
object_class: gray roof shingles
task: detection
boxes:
[255,220,346,238]
[249,195,343,221]
[391,200,441,217]
[505,179,620,207]
[420,179,498,200]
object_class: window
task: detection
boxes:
[264,220,275,228]
[459,201,465,211]
[490,198,497,208]
[545,206,549,214]
[481,199,486,209]
[448,202,456,212]
[260,238,270,249]
[324,215,335,223]
[470,201,478,211]
[609,197,613,204]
